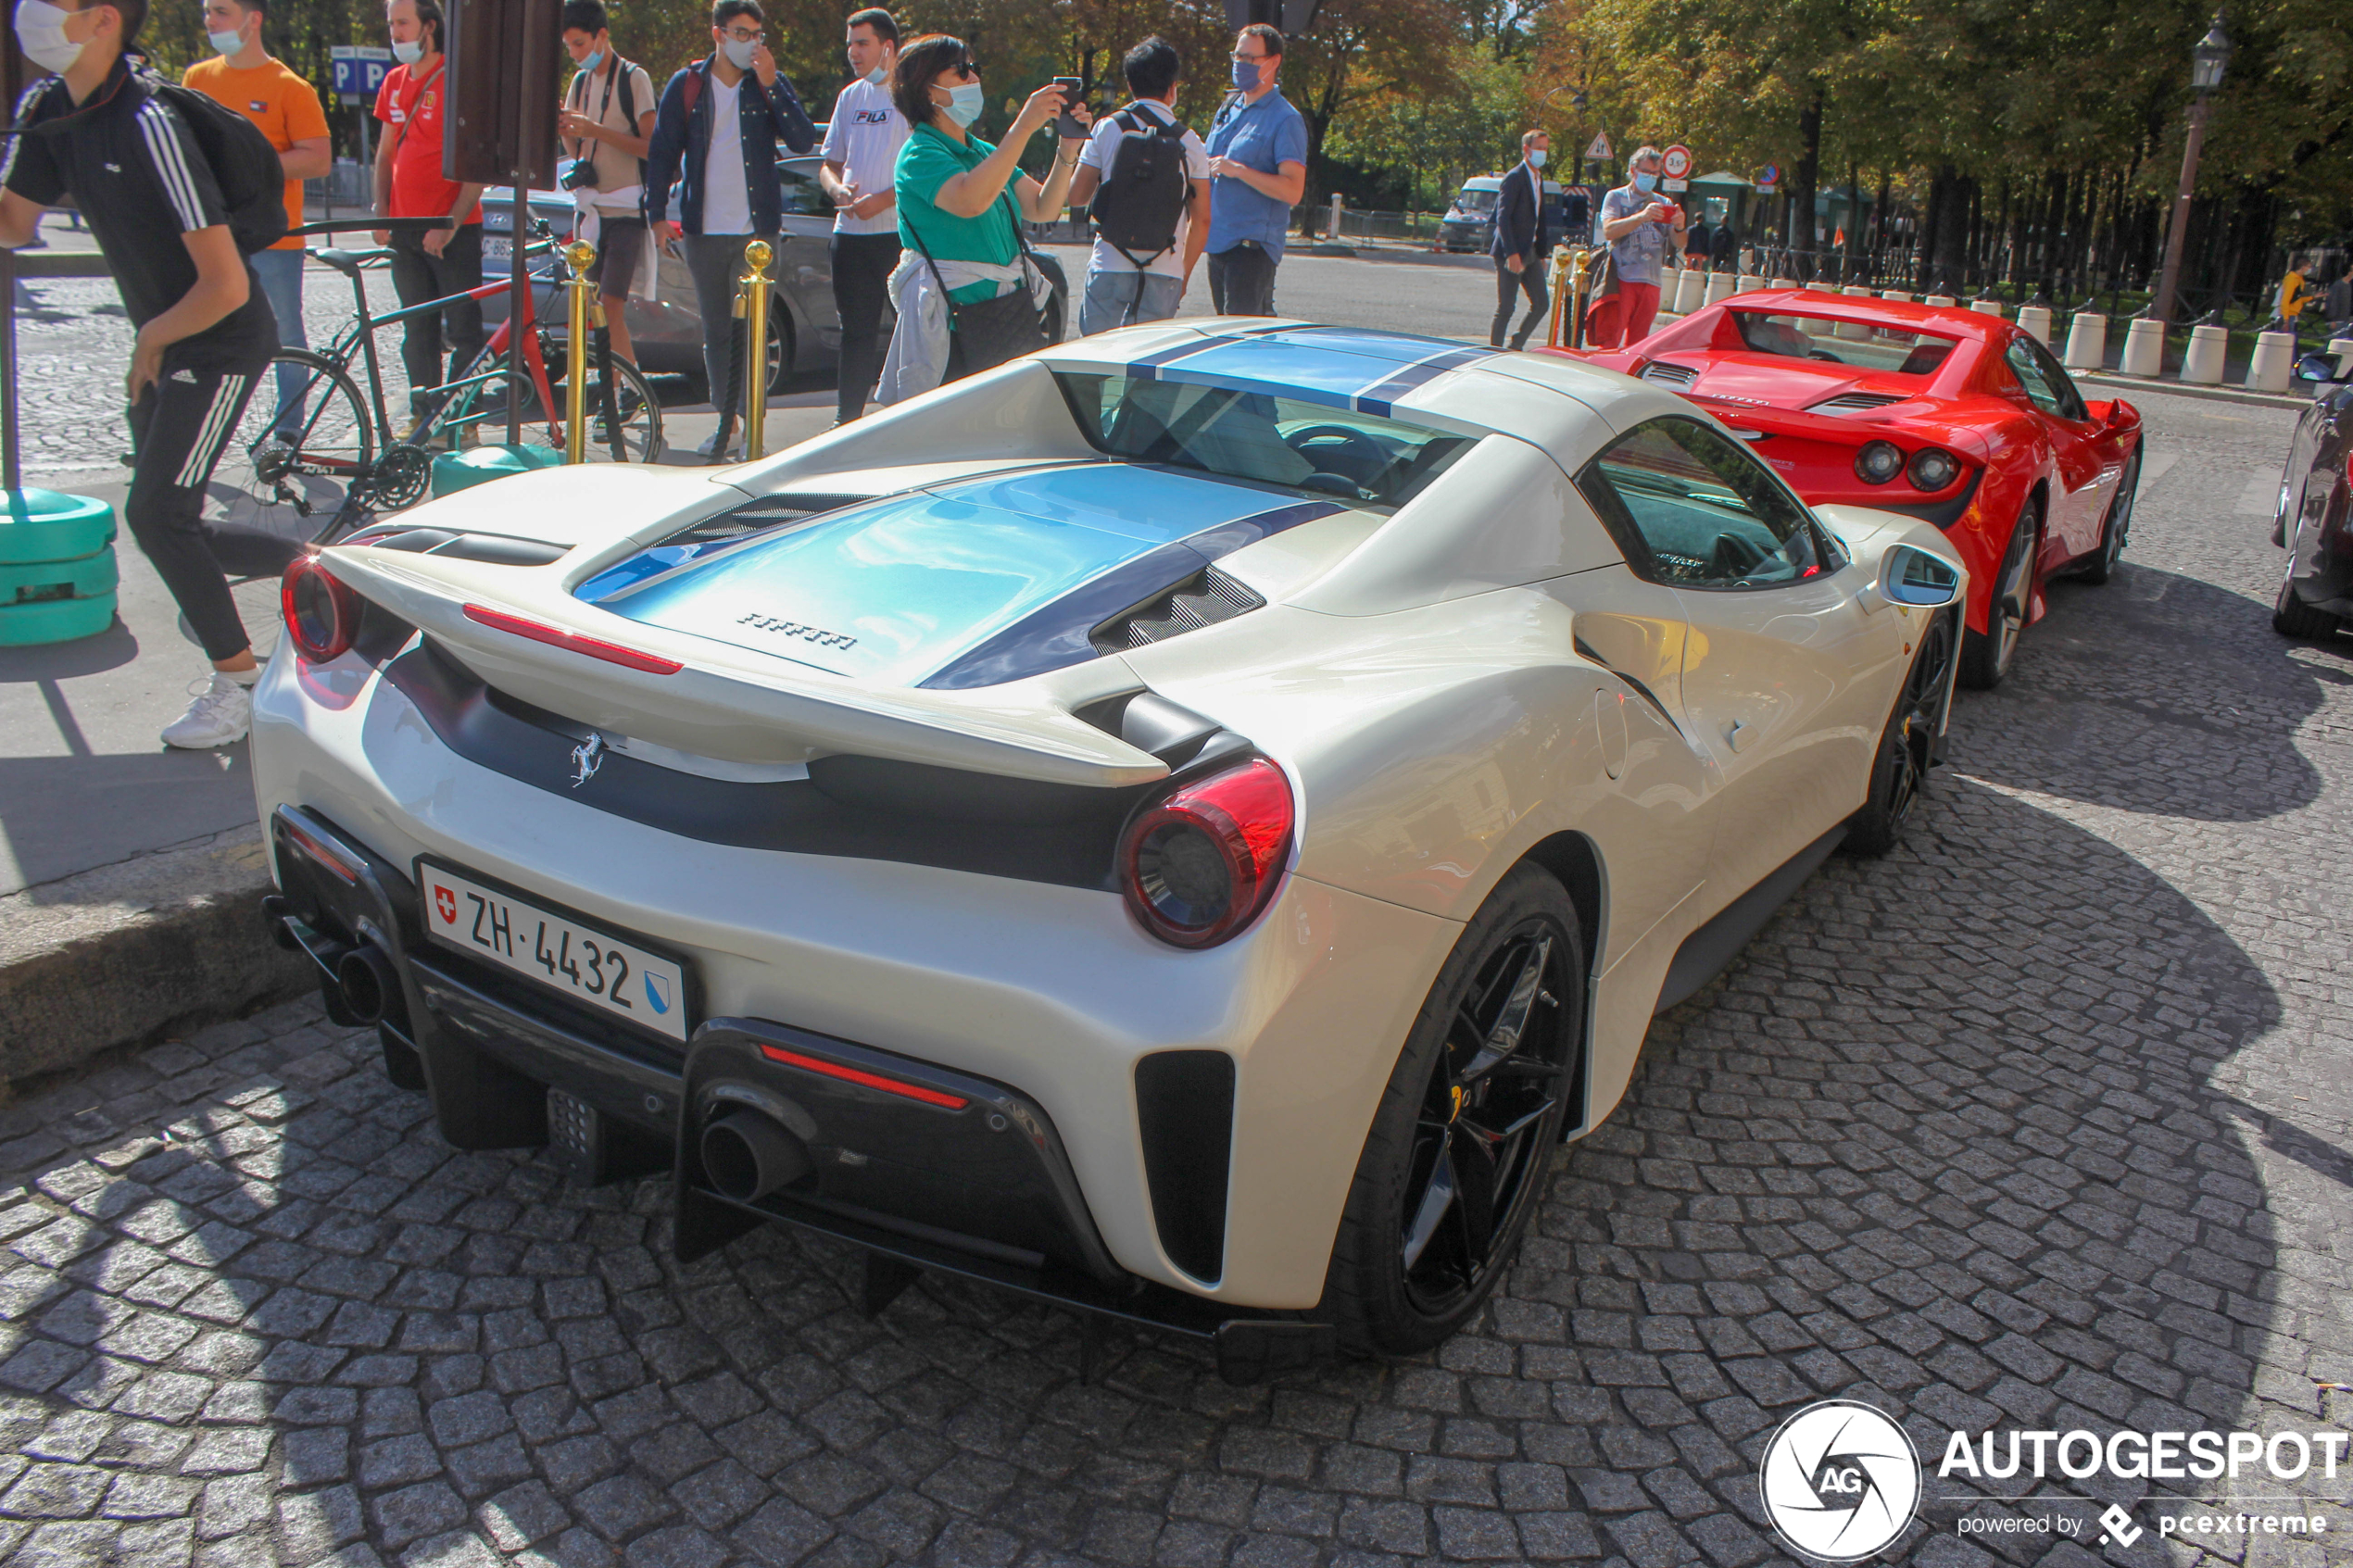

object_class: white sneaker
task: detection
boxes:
[161,674,253,749]
[695,430,747,460]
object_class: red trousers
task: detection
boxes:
[1589,280,1663,349]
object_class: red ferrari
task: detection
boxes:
[1551,289,2145,687]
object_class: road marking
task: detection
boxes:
[2140,451,2180,491]
[2233,470,2280,516]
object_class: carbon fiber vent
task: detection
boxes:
[1090,567,1265,655]
[659,494,868,550]
[1807,392,1907,413]
[1639,360,1699,388]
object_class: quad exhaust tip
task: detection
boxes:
[700,1107,812,1203]
[333,944,397,1026]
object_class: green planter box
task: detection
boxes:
[431,443,565,498]
[0,591,115,646]
[0,489,115,565]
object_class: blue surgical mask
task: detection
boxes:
[943,81,984,128]
[865,63,887,85]
[208,25,245,55]
[722,36,757,69]
[1528,149,1547,169]
[1633,172,1657,194]
[391,36,424,64]
[1231,56,1260,90]
[576,48,603,73]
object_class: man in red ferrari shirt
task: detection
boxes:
[371,0,484,419]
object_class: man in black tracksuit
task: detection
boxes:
[0,0,291,748]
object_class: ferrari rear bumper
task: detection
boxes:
[262,803,1341,1381]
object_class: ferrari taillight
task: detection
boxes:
[282,556,362,662]
[1907,447,1963,491]
[1120,758,1294,948]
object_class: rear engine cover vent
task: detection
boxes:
[659,493,868,550]
[1639,360,1699,388]
[1091,567,1265,656]
[1807,392,1906,414]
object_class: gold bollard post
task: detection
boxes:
[562,239,597,464]
[1544,244,1575,349]
[737,240,774,461]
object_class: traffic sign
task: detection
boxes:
[1756,161,1780,192]
[1584,132,1612,162]
[330,45,391,103]
[1661,144,1692,180]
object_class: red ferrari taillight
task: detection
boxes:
[461,604,685,674]
[1120,758,1294,948]
[281,555,362,662]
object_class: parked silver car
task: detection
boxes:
[482,157,1066,392]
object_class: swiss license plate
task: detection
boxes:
[418,862,689,1042]
[484,234,512,263]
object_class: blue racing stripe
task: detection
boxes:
[1125,322,1293,382]
[1354,345,1495,416]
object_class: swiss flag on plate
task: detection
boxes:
[435,886,458,924]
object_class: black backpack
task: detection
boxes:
[1088,105,1189,269]
[21,65,287,254]
[142,74,290,254]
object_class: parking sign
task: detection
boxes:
[330,45,392,103]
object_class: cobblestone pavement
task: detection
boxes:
[0,388,2347,1568]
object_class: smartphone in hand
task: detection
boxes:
[1052,77,1087,139]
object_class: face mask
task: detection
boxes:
[208,25,245,54]
[15,0,84,76]
[576,47,602,72]
[1528,149,1547,169]
[1632,171,1657,194]
[721,36,757,69]
[1231,57,1263,90]
[942,80,983,128]
[391,36,423,64]
[865,63,887,85]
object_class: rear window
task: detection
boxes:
[1054,372,1473,508]
[1723,309,1960,379]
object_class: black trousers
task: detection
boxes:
[830,231,899,423]
[126,356,299,662]
[388,224,486,415]
[1208,243,1278,317]
[1492,256,1550,349]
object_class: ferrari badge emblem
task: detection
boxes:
[569,733,606,788]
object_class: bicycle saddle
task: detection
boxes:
[311,246,391,274]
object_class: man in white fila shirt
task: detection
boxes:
[817,7,907,423]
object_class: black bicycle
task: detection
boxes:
[217,216,664,544]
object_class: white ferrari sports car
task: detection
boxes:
[254,320,1966,1376]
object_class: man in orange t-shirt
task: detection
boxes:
[185,0,329,438]
[371,0,485,416]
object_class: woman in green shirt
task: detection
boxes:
[879,33,1089,391]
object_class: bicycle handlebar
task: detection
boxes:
[290,217,455,238]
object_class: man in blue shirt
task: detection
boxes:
[1202,22,1305,317]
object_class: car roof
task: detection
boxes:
[1722,287,2013,344]
[1040,320,1672,461]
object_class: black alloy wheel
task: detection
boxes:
[2076,448,2140,584]
[1845,610,1957,857]
[1323,866,1585,1355]
[1958,501,2040,689]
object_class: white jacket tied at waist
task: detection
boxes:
[875,251,1051,406]
[573,183,658,302]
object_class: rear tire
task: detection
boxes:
[215,349,375,545]
[1321,865,1584,1356]
[2075,448,2138,584]
[1958,500,2039,690]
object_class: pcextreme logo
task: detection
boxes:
[1759,1400,1923,1561]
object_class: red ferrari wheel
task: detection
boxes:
[2076,449,2139,585]
[1959,501,2040,689]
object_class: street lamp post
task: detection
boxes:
[2149,13,2233,328]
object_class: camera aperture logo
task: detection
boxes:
[1760,1400,1923,1562]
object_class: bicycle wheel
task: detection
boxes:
[214,349,375,543]
[542,331,666,463]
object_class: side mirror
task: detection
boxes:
[2294,352,2345,384]
[1871,543,1963,611]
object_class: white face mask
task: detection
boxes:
[942,81,983,128]
[1528,148,1547,169]
[391,35,423,64]
[864,62,887,85]
[208,24,245,55]
[721,35,757,69]
[15,0,85,76]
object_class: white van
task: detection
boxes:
[1439,174,1573,253]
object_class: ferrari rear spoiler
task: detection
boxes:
[322,546,1169,789]
[1696,396,1993,464]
